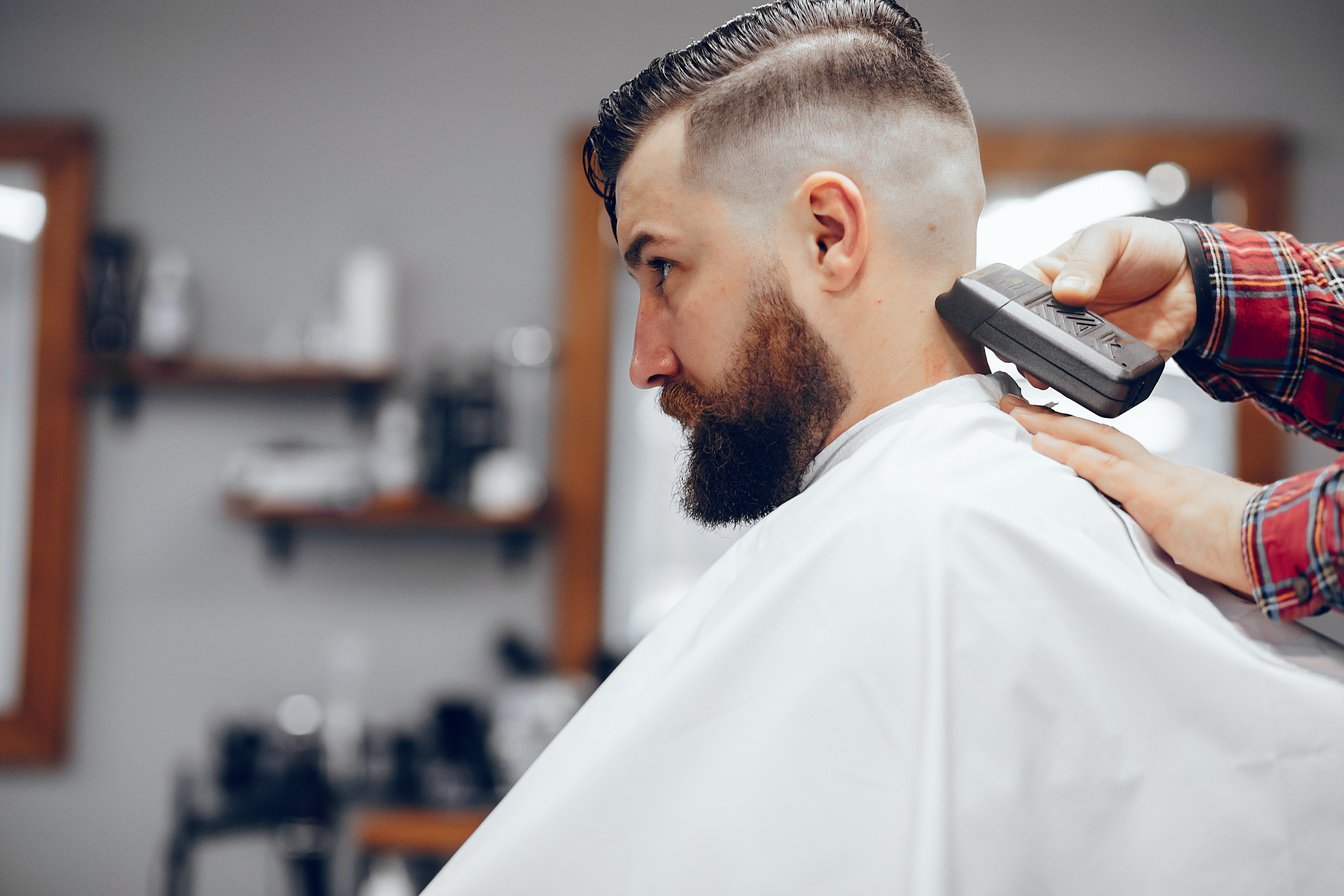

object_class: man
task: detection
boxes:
[424,2,1344,893]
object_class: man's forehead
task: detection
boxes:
[614,113,690,245]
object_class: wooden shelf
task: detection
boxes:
[224,492,547,531]
[356,806,493,855]
[86,353,394,420]
[86,354,393,388]
[225,493,548,561]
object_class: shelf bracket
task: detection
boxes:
[109,379,142,421]
[344,381,384,424]
[261,520,297,563]
[499,529,538,566]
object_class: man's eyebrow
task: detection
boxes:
[622,232,675,274]
[623,233,656,274]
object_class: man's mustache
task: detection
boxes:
[658,380,709,429]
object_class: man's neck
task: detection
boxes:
[822,303,988,450]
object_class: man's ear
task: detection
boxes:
[796,171,868,293]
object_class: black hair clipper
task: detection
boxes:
[936,263,1164,418]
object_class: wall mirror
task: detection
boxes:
[562,125,1294,653]
[0,122,94,764]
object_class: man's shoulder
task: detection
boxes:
[762,401,1147,584]
[795,401,1080,527]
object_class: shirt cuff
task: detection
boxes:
[1172,220,1215,354]
[1170,222,1303,408]
[1242,472,1333,620]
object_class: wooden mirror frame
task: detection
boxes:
[549,124,1292,671]
[549,130,613,672]
[0,121,94,764]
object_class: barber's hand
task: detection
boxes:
[1013,217,1198,390]
[1000,395,1260,596]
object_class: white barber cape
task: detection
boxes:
[425,373,1344,895]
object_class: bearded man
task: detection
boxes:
[424,2,1344,893]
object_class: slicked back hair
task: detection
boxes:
[584,0,975,234]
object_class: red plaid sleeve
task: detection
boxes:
[1242,466,1344,619]
[1175,223,1344,447]
[1173,223,1344,618]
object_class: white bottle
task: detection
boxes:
[357,855,414,896]
[322,631,368,783]
[138,249,197,357]
[369,397,422,496]
[338,246,396,370]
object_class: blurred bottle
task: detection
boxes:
[357,855,414,896]
[322,632,368,786]
[422,363,503,505]
[138,249,198,358]
[85,230,137,359]
[424,699,495,806]
[468,448,545,517]
[369,396,422,497]
[338,246,397,371]
[487,633,592,794]
[493,325,556,474]
[465,325,554,517]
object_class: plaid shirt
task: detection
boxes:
[1174,222,1344,620]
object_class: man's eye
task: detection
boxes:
[647,258,673,288]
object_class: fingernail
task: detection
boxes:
[1055,274,1087,293]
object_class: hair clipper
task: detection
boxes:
[935,263,1164,417]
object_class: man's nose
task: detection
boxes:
[629,301,680,389]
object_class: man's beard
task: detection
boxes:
[658,273,852,527]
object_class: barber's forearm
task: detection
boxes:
[1243,459,1344,620]
[1175,223,1344,448]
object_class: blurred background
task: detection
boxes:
[2,0,1342,894]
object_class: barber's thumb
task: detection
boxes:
[1050,223,1120,304]
[1050,264,1095,304]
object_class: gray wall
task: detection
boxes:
[1,1,1341,894]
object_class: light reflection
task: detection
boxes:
[0,183,46,243]
[1145,162,1190,206]
[977,170,1154,267]
[276,693,324,737]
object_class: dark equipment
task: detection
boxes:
[163,725,336,896]
[162,699,499,896]
[936,263,1164,417]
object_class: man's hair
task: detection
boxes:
[583,0,974,232]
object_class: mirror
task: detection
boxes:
[975,126,1292,485]
[0,122,94,764]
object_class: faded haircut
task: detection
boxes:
[584,0,975,233]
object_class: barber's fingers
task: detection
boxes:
[1004,402,1152,501]
[1020,371,1049,391]
[1031,223,1128,307]
[1002,399,1143,458]
[998,396,1259,595]
[1028,430,1154,509]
